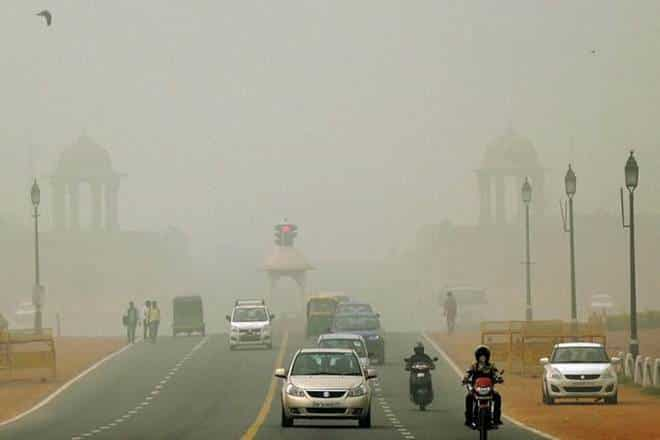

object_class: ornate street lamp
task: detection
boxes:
[621,151,639,357]
[31,179,43,331]
[562,165,577,322]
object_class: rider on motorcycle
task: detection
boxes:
[406,342,435,396]
[462,345,503,427]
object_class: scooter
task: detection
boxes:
[464,372,504,440]
[404,356,438,411]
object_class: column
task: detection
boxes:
[478,171,492,226]
[52,180,66,231]
[68,181,80,231]
[495,174,506,225]
[91,181,103,230]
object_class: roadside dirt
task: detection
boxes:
[0,337,125,423]
[429,331,660,440]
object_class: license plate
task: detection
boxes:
[312,401,340,408]
[416,373,425,378]
[572,381,594,386]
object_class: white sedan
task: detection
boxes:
[540,342,619,404]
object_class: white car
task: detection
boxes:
[275,348,377,428]
[541,342,619,404]
[226,299,274,350]
[317,333,370,369]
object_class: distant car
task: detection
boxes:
[331,313,385,364]
[226,299,274,350]
[335,301,374,315]
[317,333,370,369]
[172,295,205,336]
[275,348,377,428]
[540,342,619,405]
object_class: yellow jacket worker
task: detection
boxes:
[148,301,161,343]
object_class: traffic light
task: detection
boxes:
[274,223,298,247]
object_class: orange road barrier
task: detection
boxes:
[480,320,606,376]
[0,329,56,380]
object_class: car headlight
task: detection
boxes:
[285,383,306,397]
[602,367,615,379]
[548,368,563,380]
[347,383,368,397]
[368,335,380,340]
[262,326,271,334]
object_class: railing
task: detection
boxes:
[0,328,56,380]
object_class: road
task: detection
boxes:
[0,323,544,440]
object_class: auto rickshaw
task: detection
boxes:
[305,296,338,337]
[172,295,205,336]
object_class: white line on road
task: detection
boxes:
[422,332,559,440]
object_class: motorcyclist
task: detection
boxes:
[405,342,435,397]
[462,345,502,428]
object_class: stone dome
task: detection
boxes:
[481,128,540,170]
[54,135,114,179]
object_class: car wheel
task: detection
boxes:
[605,392,618,405]
[358,408,371,428]
[281,405,294,427]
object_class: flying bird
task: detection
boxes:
[590,49,597,55]
[36,10,52,26]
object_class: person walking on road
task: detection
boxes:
[443,291,457,335]
[124,301,139,344]
[149,301,161,343]
[142,300,151,341]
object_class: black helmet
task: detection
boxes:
[414,342,425,355]
[474,345,491,363]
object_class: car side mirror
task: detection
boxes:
[539,357,549,365]
[433,357,439,362]
[376,313,380,318]
[404,357,410,362]
[611,357,621,365]
[274,368,287,379]
[270,313,276,320]
[225,315,231,322]
[366,368,378,380]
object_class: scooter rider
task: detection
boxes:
[406,342,435,396]
[462,345,503,427]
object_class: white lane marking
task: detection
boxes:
[0,339,141,428]
[422,332,559,440]
[70,337,210,439]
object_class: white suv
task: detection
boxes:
[541,342,619,404]
[226,299,274,350]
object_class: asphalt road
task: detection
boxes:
[0,323,544,440]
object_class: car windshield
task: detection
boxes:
[233,307,267,322]
[291,352,362,376]
[319,339,367,357]
[333,315,380,331]
[551,347,610,363]
[336,304,373,314]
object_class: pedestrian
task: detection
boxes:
[443,291,458,335]
[142,300,151,341]
[149,300,161,343]
[124,301,139,344]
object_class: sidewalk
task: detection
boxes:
[429,331,660,440]
[0,337,125,423]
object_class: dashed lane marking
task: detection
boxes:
[70,336,209,439]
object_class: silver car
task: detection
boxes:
[541,342,619,404]
[275,348,377,428]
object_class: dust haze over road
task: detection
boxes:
[0,2,659,439]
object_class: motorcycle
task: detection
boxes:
[404,356,438,411]
[464,372,504,440]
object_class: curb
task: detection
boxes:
[421,331,560,440]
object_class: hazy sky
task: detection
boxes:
[2,1,660,259]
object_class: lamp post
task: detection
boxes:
[563,165,577,322]
[30,179,43,332]
[521,177,533,321]
[621,151,639,358]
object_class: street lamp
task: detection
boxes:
[30,179,43,332]
[521,177,533,321]
[621,151,639,358]
[562,164,577,322]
